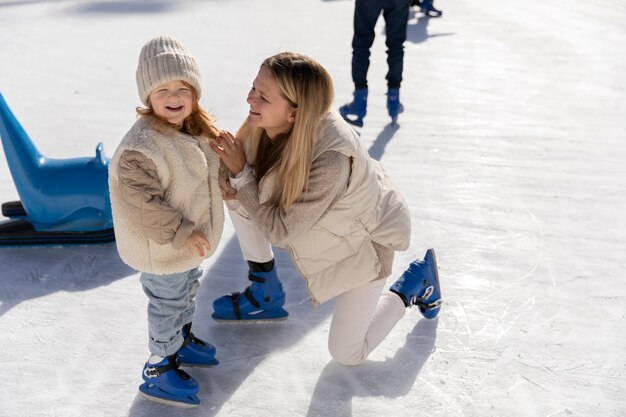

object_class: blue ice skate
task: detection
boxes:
[387,88,404,124]
[412,0,443,17]
[139,354,200,407]
[390,248,443,319]
[339,88,368,127]
[177,323,219,367]
[212,263,288,321]
[0,92,114,246]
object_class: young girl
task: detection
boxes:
[210,52,442,365]
[108,36,224,406]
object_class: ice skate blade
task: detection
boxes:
[138,383,199,408]
[341,115,364,127]
[339,107,364,127]
[212,316,289,323]
[421,248,442,319]
[179,358,219,367]
[425,9,442,17]
[211,308,289,323]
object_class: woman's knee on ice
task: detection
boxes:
[328,340,368,366]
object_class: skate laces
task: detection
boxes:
[144,356,190,380]
[413,285,443,311]
[422,285,434,300]
[181,324,208,349]
[182,330,207,349]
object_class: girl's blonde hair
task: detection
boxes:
[136,82,220,139]
[238,52,334,209]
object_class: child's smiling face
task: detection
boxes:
[148,80,194,126]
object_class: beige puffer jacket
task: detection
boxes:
[236,112,411,304]
[108,116,224,275]
[285,112,411,304]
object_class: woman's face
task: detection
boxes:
[149,80,194,126]
[246,66,296,139]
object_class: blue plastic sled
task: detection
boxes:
[0,92,114,245]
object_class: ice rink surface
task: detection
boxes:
[0,0,625,416]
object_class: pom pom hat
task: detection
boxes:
[136,35,202,106]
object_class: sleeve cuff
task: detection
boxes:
[229,164,255,190]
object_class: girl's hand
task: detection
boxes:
[221,179,238,201]
[210,131,246,176]
[218,163,238,200]
[186,230,211,257]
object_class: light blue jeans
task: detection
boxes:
[139,267,202,357]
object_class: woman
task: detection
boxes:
[210,52,442,365]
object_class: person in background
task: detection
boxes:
[340,0,411,126]
[210,51,443,366]
[108,35,224,407]
[412,0,443,17]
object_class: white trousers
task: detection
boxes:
[228,204,407,365]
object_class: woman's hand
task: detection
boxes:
[186,230,211,257]
[210,131,246,176]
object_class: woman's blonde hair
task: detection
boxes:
[238,52,334,209]
[136,82,220,139]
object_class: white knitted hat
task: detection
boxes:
[136,35,202,106]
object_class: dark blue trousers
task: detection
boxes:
[351,0,411,89]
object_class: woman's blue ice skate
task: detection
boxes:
[177,323,219,367]
[339,88,368,127]
[212,264,288,321]
[138,354,200,407]
[390,248,443,319]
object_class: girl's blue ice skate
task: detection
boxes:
[339,88,368,127]
[212,264,288,321]
[139,354,200,407]
[390,248,443,319]
[177,323,219,367]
